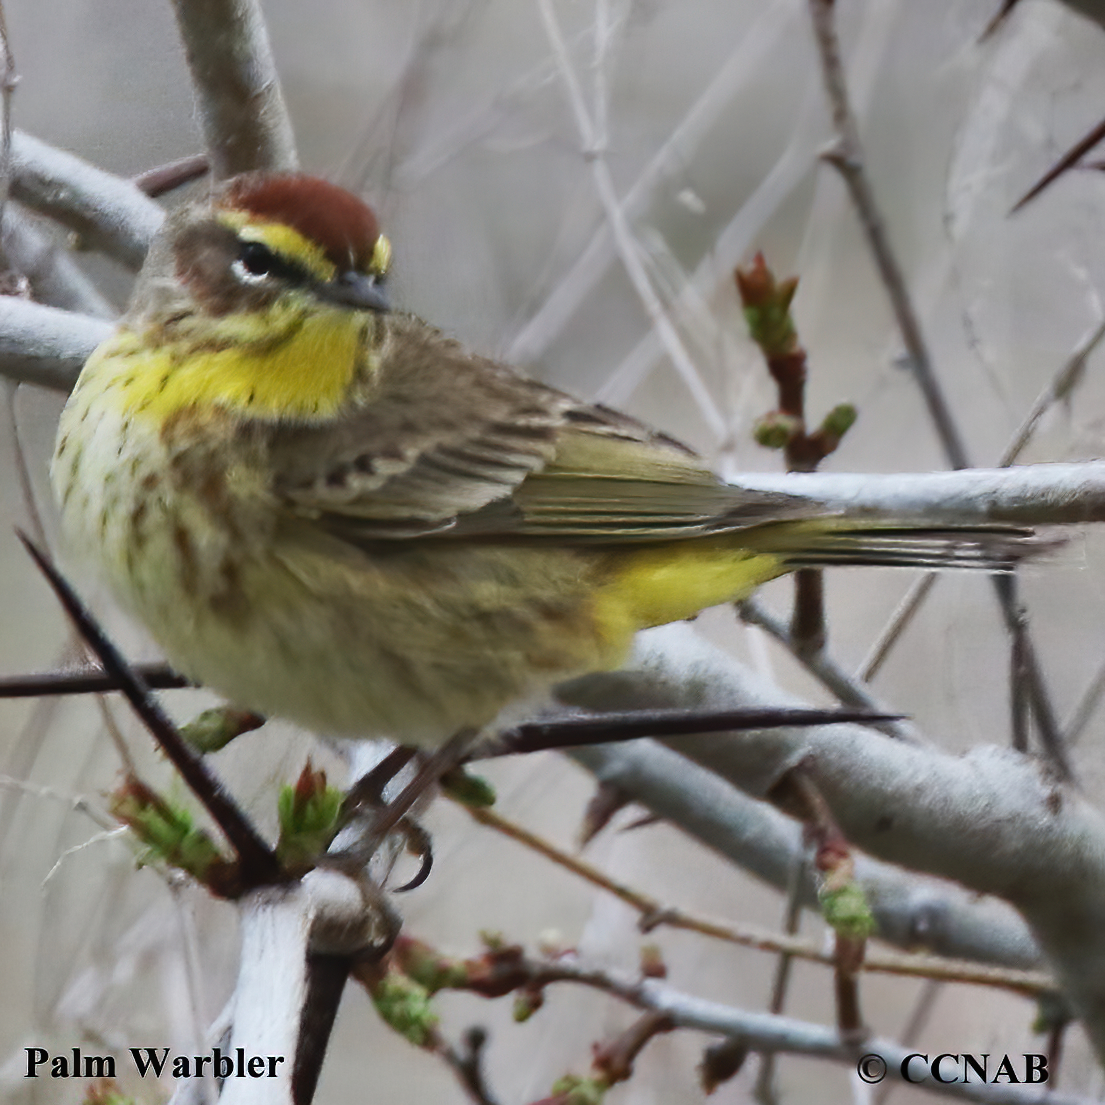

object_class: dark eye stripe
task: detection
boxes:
[236,239,312,287]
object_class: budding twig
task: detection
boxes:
[461,801,1053,997]
[737,252,857,655]
[771,762,871,1041]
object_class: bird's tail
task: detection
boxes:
[755,520,1060,573]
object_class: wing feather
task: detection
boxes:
[266,313,812,543]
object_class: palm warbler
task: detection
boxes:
[51,173,1038,747]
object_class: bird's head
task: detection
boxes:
[169,172,391,319]
[114,174,394,422]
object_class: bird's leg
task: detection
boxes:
[333,729,475,891]
[342,745,418,813]
[370,728,476,840]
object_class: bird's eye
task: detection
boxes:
[236,240,277,279]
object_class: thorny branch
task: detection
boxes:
[18,534,282,892]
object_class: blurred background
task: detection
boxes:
[3,0,1105,1101]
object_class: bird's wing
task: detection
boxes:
[267,314,810,542]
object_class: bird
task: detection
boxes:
[51,172,1041,751]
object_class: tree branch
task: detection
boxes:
[10,130,164,269]
[0,297,109,389]
[3,207,116,318]
[736,462,1105,524]
[560,623,1105,1061]
[564,715,1042,973]
[168,0,298,179]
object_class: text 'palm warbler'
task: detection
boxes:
[52,174,1039,747]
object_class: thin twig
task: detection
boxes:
[0,660,189,698]
[461,802,1053,997]
[3,380,45,547]
[439,1028,500,1105]
[775,764,867,1040]
[737,254,850,653]
[506,2,799,367]
[855,573,937,684]
[0,771,117,832]
[807,0,970,470]
[132,153,209,198]
[535,0,725,440]
[41,826,129,889]
[414,945,1078,1105]
[992,572,1070,778]
[999,317,1105,467]
[872,978,942,1105]
[1010,601,1031,754]
[754,850,807,1104]
[1063,661,1105,747]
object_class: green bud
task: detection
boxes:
[549,1074,607,1105]
[753,412,800,450]
[397,939,470,992]
[371,972,440,1047]
[1031,989,1069,1035]
[82,1085,136,1105]
[276,762,342,868]
[180,707,264,753]
[513,988,544,1022]
[819,882,875,940]
[820,403,857,440]
[441,767,497,808]
[110,779,226,882]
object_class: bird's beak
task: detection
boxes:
[317,270,389,312]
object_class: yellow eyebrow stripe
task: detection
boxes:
[216,211,338,283]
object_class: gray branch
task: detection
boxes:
[11,131,164,270]
[3,208,116,318]
[558,624,1105,1062]
[581,964,1082,1104]
[0,298,110,390]
[735,464,1105,525]
[168,0,298,179]
[568,735,1042,972]
[220,870,398,1105]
